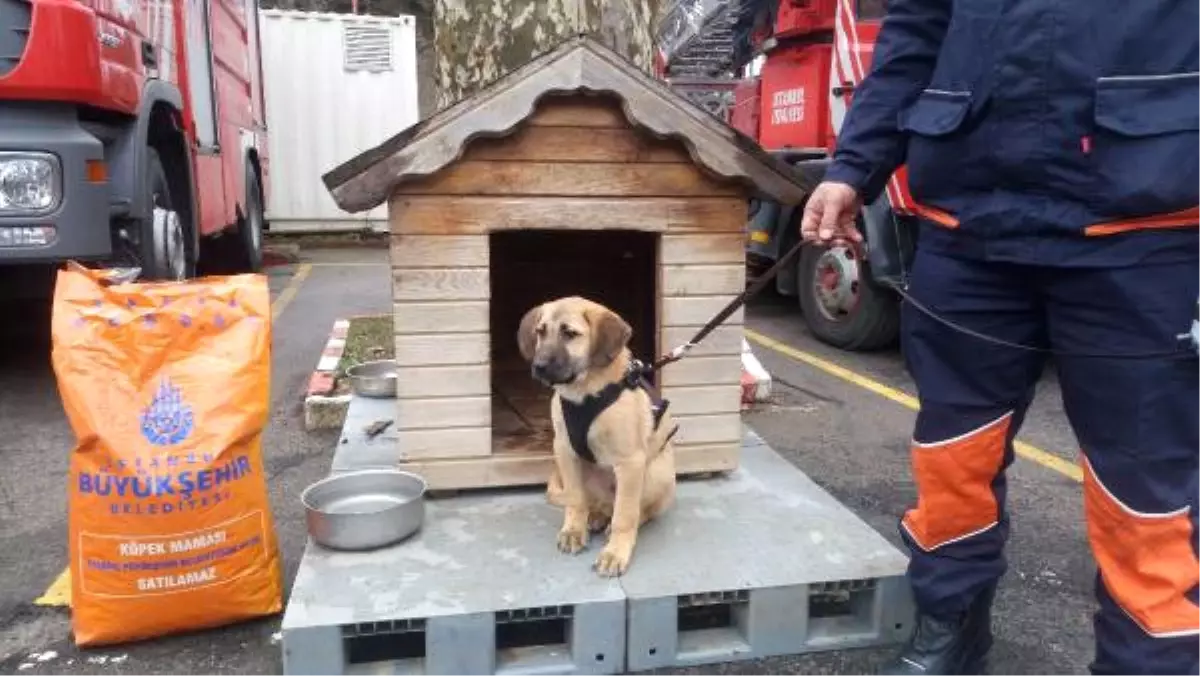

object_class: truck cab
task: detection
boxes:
[0,0,269,282]
[656,0,920,352]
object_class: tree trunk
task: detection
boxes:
[432,0,662,110]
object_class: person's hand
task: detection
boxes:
[800,181,864,245]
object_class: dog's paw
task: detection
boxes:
[593,545,630,577]
[556,527,588,555]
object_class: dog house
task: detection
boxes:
[323,36,811,490]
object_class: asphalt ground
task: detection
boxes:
[0,247,1095,674]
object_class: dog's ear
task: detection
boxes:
[517,304,542,362]
[589,308,632,368]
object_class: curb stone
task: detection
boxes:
[304,319,351,431]
[740,339,772,405]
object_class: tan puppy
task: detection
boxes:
[517,296,677,577]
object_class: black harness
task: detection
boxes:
[550,241,816,464]
[559,365,679,464]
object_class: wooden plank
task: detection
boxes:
[393,268,489,301]
[397,441,740,490]
[395,365,490,398]
[662,385,744,416]
[391,235,488,268]
[673,413,743,446]
[394,301,489,334]
[663,296,745,327]
[527,97,629,127]
[390,196,746,235]
[675,441,741,474]
[391,161,740,198]
[660,355,743,388]
[662,264,746,296]
[464,125,691,164]
[397,427,492,460]
[662,325,743,358]
[395,396,492,431]
[394,333,489,367]
[661,234,746,265]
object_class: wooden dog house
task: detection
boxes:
[323,36,812,490]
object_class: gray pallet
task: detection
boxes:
[621,432,913,672]
[330,395,401,474]
[282,396,913,675]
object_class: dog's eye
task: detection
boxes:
[560,324,579,339]
[535,324,547,338]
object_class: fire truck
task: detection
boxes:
[0,0,270,283]
[657,0,919,351]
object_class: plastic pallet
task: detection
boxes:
[282,423,912,675]
[281,486,627,676]
[626,577,913,671]
[283,598,624,675]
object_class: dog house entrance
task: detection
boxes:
[489,230,659,456]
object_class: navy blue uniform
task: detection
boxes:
[824,0,1199,673]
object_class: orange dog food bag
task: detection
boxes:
[50,263,282,646]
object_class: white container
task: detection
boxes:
[259,9,419,232]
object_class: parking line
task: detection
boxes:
[35,264,316,609]
[272,263,312,322]
[33,569,70,607]
[744,328,1084,483]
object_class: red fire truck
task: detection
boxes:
[657,0,919,351]
[0,0,269,282]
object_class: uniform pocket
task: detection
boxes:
[898,90,977,202]
[898,90,972,136]
[1091,73,1200,219]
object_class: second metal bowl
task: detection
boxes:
[346,359,398,398]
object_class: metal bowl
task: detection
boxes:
[346,359,398,398]
[301,469,427,551]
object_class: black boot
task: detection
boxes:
[877,585,996,675]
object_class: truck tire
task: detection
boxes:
[238,162,265,272]
[796,242,899,351]
[139,148,193,281]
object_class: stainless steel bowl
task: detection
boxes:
[346,359,398,398]
[301,469,427,551]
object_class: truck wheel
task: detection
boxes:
[796,242,899,351]
[238,163,265,272]
[139,148,192,281]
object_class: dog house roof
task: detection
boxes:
[322,35,816,213]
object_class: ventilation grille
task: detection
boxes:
[342,23,392,72]
[0,0,32,77]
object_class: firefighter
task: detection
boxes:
[800,1,1199,674]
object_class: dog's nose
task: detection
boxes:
[532,361,550,379]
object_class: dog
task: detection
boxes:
[517,296,678,577]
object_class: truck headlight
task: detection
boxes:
[0,153,61,214]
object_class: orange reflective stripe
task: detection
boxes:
[910,203,961,229]
[901,413,1011,551]
[1082,457,1200,638]
[1084,206,1200,236]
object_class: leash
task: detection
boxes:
[633,238,809,377]
[631,235,1196,375]
[883,282,1200,362]
[884,282,1198,360]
